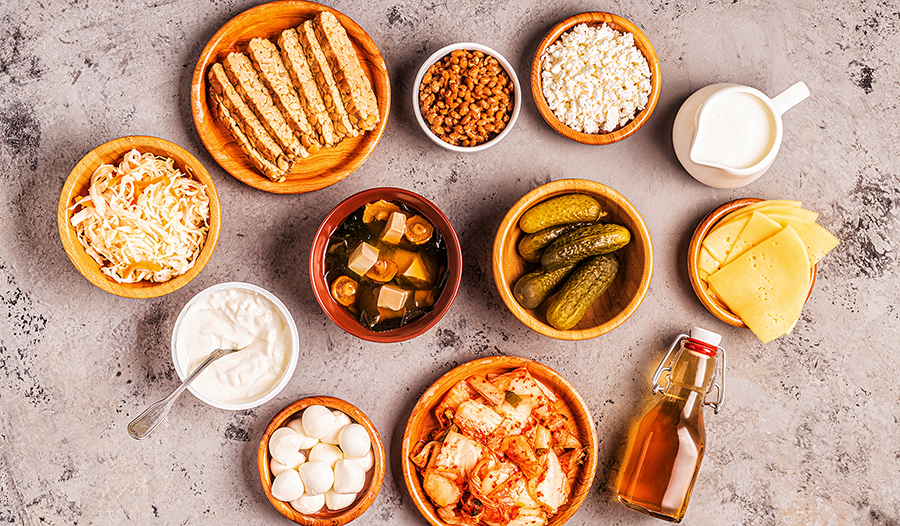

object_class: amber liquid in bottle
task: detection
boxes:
[617,343,716,523]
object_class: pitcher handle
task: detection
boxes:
[771,82,810,116]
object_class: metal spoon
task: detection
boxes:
[127,347,244,440]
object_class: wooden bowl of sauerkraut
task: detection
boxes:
[401,355,598,526]
[58,135,221,298]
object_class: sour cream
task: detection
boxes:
[174,284,297,407]
[690,91,777,170]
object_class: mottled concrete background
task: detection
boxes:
[1,0,897,524]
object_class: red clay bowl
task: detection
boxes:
[310,188,462,343]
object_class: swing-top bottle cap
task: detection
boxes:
[690,327,722,347]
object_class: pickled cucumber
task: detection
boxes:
[519,194,605,233]
[518,222,593,263]
[541,223,631,270]
[513,263,577,309]
[546,254,619,330]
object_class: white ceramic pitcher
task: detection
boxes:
[673,82,809,189]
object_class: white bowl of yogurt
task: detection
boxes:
[171,282,299,410]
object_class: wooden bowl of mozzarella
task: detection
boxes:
[258,396,385,525]
[401,355,598,526]
[58,135,221,299]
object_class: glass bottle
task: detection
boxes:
[616,327,726,523]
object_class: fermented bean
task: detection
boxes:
[418,48,514,146]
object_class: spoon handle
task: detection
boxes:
[127,348,232,440]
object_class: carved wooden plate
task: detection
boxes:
[258,396,385,525]
[531,12,661,145]
[493,179,654,340]
[58,135,221,299]
[401,355,598,526]
[191,1,390,194]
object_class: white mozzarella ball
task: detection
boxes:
[271,470,305,501]
[325,488,358,511]
[286,418,320,449]
[309,442,343,468]
[320,410,352,445]
[290,492,325,514]
[270,432,304,466]
[302,405,336,439]
[339,423,371,458]
[270,427,299,445]
[282,450,306,470]
[270,458,292,478]
[333,459,366,494]
[345,449,374,472]
[298,460,334,496]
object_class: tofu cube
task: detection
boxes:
[380,211,407,244]
[347,242,379,277]
[377,284,408,311]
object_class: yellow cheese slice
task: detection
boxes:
[702,216,749,262]
[698,246,721,277]
[765,216,840,266]
[708,226,810,343]
[718,206,818,232]
[718,200,803,224]
[722,211,783,265]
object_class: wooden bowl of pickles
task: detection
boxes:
[493,179,653,340]
[310,187,463,343]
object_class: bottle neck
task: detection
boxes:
[666,342,717,395]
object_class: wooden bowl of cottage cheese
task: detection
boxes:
[531,12,661,145]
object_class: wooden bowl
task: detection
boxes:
[412,42,522,152]
[309,187,463,343]
[531,12,661,145]
[258,396,385,525]
[401,355,598,526]
[58,135,221,299]
[191,0,391,194]
[688,198,817,328]
[493,179,653,340]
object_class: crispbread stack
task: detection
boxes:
[208,12,380,181]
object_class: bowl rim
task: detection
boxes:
[309,187,463,343]
[170,281,300,410]
[687,198,817,328]
[400,355,599,526]
[257,395,386,525]
[530,11,662,145]
[413,42,522,152]
[492,178,654,340]
[57,135,221,299]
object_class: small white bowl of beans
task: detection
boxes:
[413,43,521,152]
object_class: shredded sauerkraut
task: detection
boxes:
[69,149,210,284]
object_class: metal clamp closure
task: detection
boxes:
[651,334,688,395]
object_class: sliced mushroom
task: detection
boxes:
[405,215,434,244]
[330,275,359,306]
[362,200,402,223]
[364,258,398,282]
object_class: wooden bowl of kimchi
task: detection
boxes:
[401,355,598,526]
[58,135,221,299]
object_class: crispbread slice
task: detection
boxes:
[312,11,379,131]
[247,38,321,154]
[222,52,307,159]
[207,62,292,175]
[278,28,341,146]
[210,91,288,182]
[297,20,358,138]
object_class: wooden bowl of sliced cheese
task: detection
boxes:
[688,198,840,343]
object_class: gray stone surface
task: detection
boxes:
[0,0,897,524]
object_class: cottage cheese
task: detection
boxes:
[541,23,651,133]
